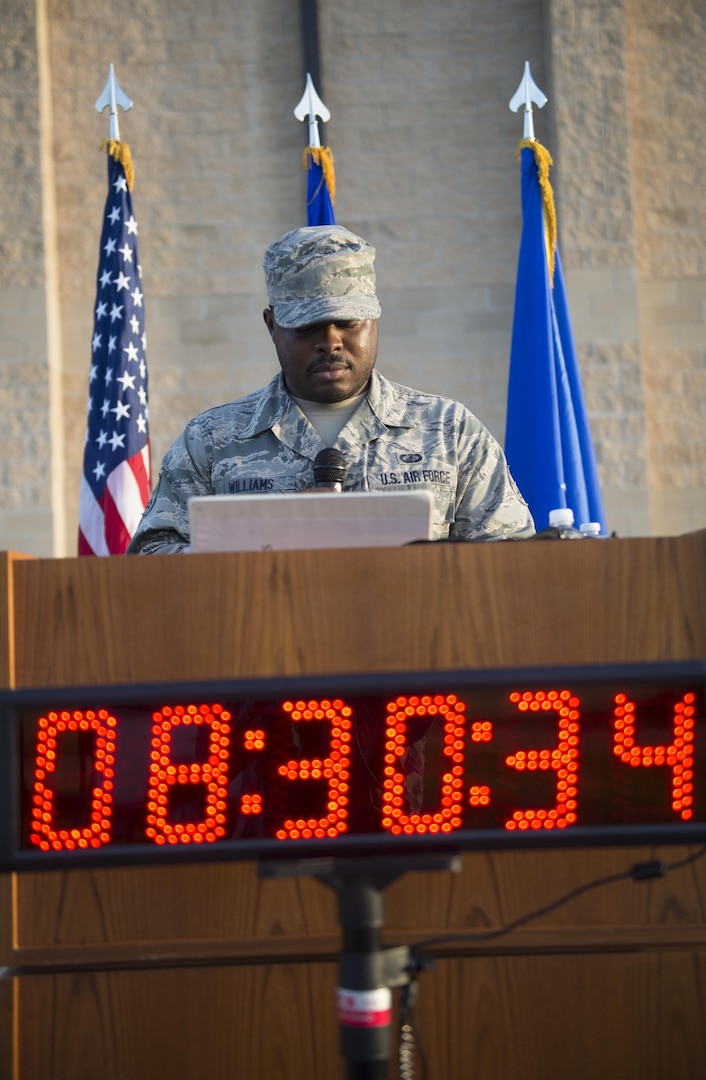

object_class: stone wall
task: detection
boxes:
[547,0,706,536]
[0,1,56,555]
[546,0,647,535]
[624,0,706,535]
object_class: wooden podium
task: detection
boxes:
[1,534,706,1079]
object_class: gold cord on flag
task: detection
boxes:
[518,138,556,284]
[302,145,336,204]
[101,138,134,191]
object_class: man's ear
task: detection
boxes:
[263,307,275,336]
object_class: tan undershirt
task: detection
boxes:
[292,390,367,446]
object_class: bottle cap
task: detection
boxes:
[579,522,602,537]
[548,508,575,528]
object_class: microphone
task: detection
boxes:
[313,448,347,492]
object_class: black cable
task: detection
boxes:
[395,846,706,1079]
[411,844,706,952]
[394,847,706,1079]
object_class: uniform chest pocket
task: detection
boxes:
[372,462,457,525]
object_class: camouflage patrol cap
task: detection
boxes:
[263,225,380,329]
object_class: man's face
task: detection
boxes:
[263,309,379,403]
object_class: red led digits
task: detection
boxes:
[244,729,265,751]
[241,794,262,815]
[505,690,580,831]
[240,730,266,814]
[382,694,465,836]
[146,703,231,845]
[276,699,351,839]
[613,692,696,820]
[30,709,117,852]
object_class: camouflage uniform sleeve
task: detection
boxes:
[126,417,215,555]
[450,410,535,541]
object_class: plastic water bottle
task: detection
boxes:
[532,507,584,540]
[547,508,583,538]
[579,521,602,538]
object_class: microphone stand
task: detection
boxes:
[259,852,461,1079]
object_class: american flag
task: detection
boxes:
[78,149,151,555]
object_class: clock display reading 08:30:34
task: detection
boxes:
[13,667,703,862]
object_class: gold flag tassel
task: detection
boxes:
[518,138,556,284]
[302,145,336,205]
[101,138,134,192]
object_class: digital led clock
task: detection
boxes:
[1,661,704,871]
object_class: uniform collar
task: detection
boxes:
[365,370,415,429]
[235,370,415,457]
[236,372,293,438]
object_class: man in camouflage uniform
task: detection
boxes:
[127,225,534,554]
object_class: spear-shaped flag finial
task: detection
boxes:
[509,61,547,141]
[95,62,133,141]
[294,72,330,149]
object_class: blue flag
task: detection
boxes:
[304,146,336,226]
[504,143,606,534]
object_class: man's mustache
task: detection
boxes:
[309,357,351,372]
